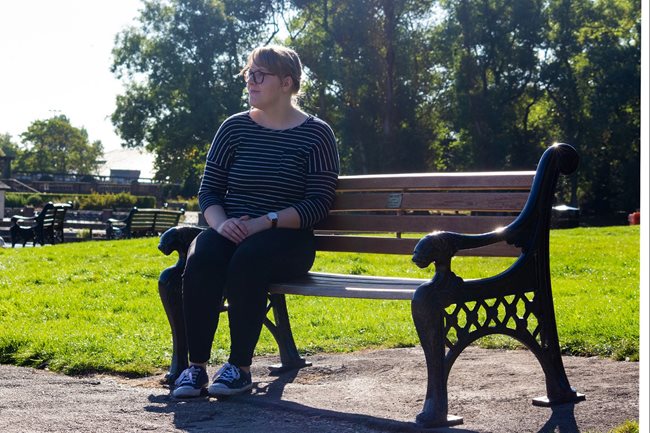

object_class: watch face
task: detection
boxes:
[267,212,278,228]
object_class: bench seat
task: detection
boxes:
[269,272,424,300]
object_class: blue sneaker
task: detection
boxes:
[172,365,209,398]
[208,363,253,397]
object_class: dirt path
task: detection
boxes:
[0,346,638,433]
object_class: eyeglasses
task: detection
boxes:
[243,69,276,85]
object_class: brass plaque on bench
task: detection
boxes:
[386,193,403,209]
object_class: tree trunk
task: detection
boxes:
[382,0,396,171]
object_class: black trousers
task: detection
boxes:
[181,227,315,366]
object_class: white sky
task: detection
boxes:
[1,0,143,152]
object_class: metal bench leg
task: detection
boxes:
[411,272,464,428]
[158,266,188,384]
[34,225,45,246]
[9,224,19,247]
[264,293,311,374]
[532,269,585,406]
[533,344,586,406]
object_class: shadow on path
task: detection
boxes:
[143,368,582,433]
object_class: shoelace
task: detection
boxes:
[176,366,201,386]
[214,363,240,382]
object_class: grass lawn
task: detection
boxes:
[0,225,639,376]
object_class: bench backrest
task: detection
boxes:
[52,203,71,230]
[29,203,56,228]
[129,208,184,234]
[314,172,536,257]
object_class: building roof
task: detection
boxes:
[99,148,155,179]
[0,181,10,190]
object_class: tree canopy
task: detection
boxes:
[110,0,640,215]
[12,115,104,176]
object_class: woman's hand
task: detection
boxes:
[217,216,250,244]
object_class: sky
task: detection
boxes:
[1,0,143,152]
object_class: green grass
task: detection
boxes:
[0,226,639,376]
[584,420,640,433]
[609,420,639,433]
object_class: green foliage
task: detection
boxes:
[584,420,640,433]
[289,0,438,174]
[5,192,157,211]
[6,193,66,208]
[76,193,155,210]
[77,192,137,210]
[14,115,104,175]
[109,0,640,215]
[110,0,275,185]
[428,0,550,171]
[606,420,639,433]
[183,196,199,211]
[542,0,640,213]
[25,194,45,207]
[166,196,198,211]
[0,226,639,376]
[0,133,19,158]
[4,193,25,208]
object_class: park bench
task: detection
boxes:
[10,201,71,247]
[157,143,584,427]
[106,207,184,240]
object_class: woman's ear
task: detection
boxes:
[281,76,293,92]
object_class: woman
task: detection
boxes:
[173,45,340,399]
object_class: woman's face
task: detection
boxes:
[245,63,289,110]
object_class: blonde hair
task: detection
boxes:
[241,45,302,95]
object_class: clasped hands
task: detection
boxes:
[216,215,263,244]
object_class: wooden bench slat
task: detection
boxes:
[316,214,517,234]
[330,191,529,212]
[335,172,535,191]
[314,235,520,257]
[269,272,424,300]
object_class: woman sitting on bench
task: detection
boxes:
[172,45,340,399]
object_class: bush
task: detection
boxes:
[5,192,158,211]
[135,196,156,208]
[26,194,44,206]
[78,192,136,210]
[184,197,199,211]
[5,193,28,208]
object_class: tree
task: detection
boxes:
[542,0,640,213]
[111,0,280,189]
[14,116,103,175]
[1,133,20,159]
[583,0,640,214]
[428,0,550,171]
[1,133,20,178]
[287,0,437,174]
[0,134,20,164]
[109,0,640,216]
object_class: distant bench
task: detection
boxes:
[157,144,584,427]
[10,202,71,247]
[106,207,184,240]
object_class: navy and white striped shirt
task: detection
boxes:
[198,112,340,229]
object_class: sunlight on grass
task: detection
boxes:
[0,226,639,375]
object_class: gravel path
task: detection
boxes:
[0,346,638,433]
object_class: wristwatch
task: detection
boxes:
[266,212,278,229]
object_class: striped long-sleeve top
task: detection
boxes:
[198,111,340,229]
